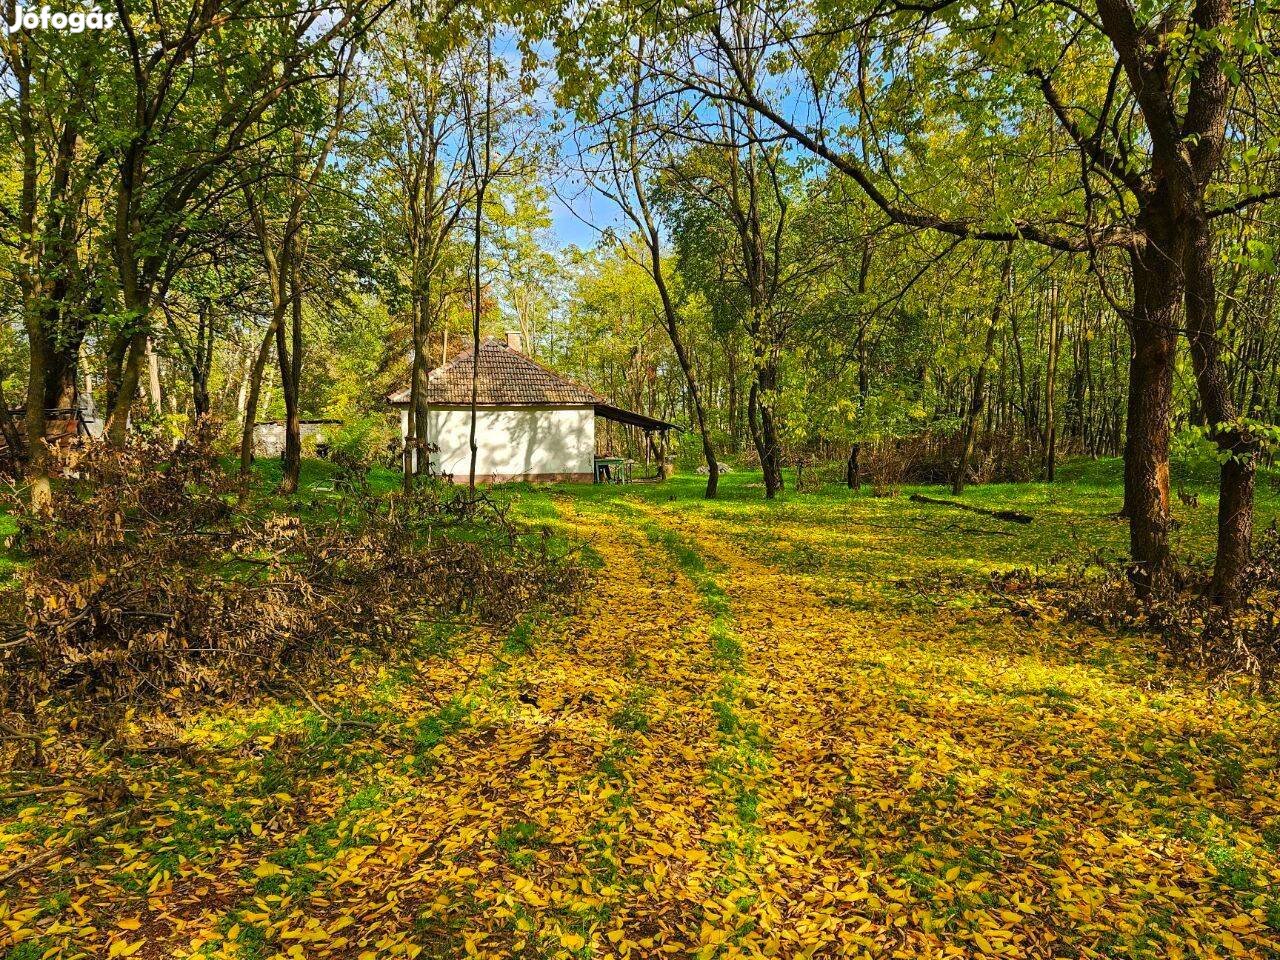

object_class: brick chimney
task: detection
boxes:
[504,330,523,353]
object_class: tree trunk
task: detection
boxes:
[748,372,783,499]
[849,249,872,492]
[277,253,303,495]
[403,302,425,490]
[407,283,435,489]
[43,312,88,411]
[239,316,281,492]
[1213,455,1254,600]
[760,399,783,497]
[726,343,741,452]
[750,362,784,498]
[275,325,301,495]
[954,244,1013,494]
[1043,284,1061,481]
[24,313,52,512]
[192,370,210,421]
[1124,238,1180,598]
[1184,215,1254,604]
[104,330,146,445]
[145,336,164,414]
[191,300,215,422]
[656,287,717,497]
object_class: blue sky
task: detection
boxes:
[547,172,620,250]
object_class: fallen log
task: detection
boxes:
[908,493,1033,524]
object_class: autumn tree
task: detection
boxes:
[622,0,1280,600]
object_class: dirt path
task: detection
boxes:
[4,496,1278,959]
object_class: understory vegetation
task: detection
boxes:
[0,439,585,742]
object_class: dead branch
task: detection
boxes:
[908,493,1034,524]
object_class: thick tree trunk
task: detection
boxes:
[43,312,88,411]
[1213,455,1254,598]
[1184,216,1254,604]
[846,444,860,490]
[1124,240,1180,598]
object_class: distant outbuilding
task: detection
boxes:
[253,419,342,459]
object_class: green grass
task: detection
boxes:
[504,455,1280,590]
[412,698,472,768]
[11,450,1252,589]
[609,686,653,733]
[496,820,545,869]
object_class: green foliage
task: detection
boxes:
[327,414,397,468]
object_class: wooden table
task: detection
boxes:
[594,457,627,483]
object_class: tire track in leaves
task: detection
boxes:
[625,503,776,959]
[530,496,751,958]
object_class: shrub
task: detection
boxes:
[987,535,1280,692]
[1157,531,1280,691]
[0,428,584,726]
[327,413,398,467]
[876,429,1041,487]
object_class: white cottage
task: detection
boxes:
[388,333,677,483]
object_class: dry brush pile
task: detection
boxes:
[985,533,1280,691]
[0,431,584,734]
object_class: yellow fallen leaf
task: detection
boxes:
[561,931,586,950]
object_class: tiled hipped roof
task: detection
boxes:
[388,338,604,407]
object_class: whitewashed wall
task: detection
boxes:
[401,405,595,479]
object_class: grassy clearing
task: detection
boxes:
[5,456,1280,958]
[534,455,1280,579]
[515,459,1280,957]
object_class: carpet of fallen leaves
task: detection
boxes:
[3,486,1280,959]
